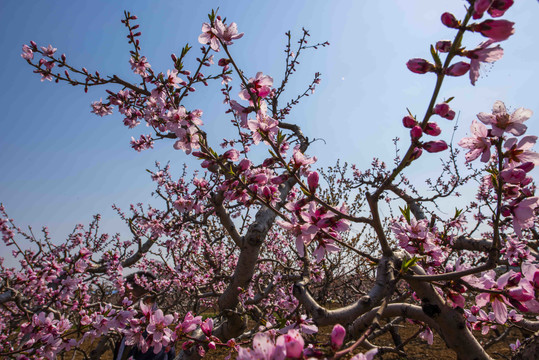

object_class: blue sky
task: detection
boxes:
[1,1,538,249]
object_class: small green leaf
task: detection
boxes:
[430,44,442,68]
[445,96,455,103]
[399,205,411,224]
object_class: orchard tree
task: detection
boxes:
[2,0,539,359]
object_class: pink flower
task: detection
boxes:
[504,136,539,166]
[21,44,34,60]
[147,309,174,354]
[212,20,244,45]
[419,327,433,345]
[477,101,533,137]
[237,333,286,360]
[129,56,151,76]
[467,40,504,85]
[458,120,491,163]
[330,324,346,350]
[239,72,274,101]
[474,0,514,19]
[423,140,448,153]
[350,349,378,360]
[473,19,515,42]
[91,100,113,117]
[406,58,435,74]
[281,330,304,359]
[201,318,213,337]
[445,62,470,77]
[509,196,539,237]
[198,23,220,51]
[40,44,57,57]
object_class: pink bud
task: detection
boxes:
[331,324,346,350]
[410,126,423,140]
[473,19,515,41]
[402,115,417,128]
[436,40,452,53]
[444,110,456,120]
[423,140,448,153]
[433,103,450,117]
[223,149,239,161]
[410,147,423,161]
[308,172,319,194]
[406,58,435,74]
[501,205,512,217]
[425,122,442,136]
[445,62,470,76]
[517,162,534,173]
[201,318,213,337]
[441,12,459,29]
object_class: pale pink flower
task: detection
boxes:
[91,100,113,117]
[129,56,151,76]
[237,332,286,360]
[212,20,244,45]
[467,40,504,85]
[281,329,304,358]
[239,72,274,101]
[350,348,378,360]
[147,309,174,353]
[458,120,491,163]
[477,101,533,137]
[21,44,34,60]
[40,44,57,57]
[504,136,539,166]
[198,23,220,51]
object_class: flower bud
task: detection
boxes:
[441,12,459,29]
[406,58,435,74]
[445,62,471,76]
[402,115,417,128]
[472,19,515,42]
[433,103,450,117]
[518,162,534,173]
[307,171,319,194]
[425,122,442,136]
[436,40,452,53]
[331,324,346,350]
[410,126,423,140]
[410,147,423,161]
[423,140,448,153]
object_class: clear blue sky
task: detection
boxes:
[1,1,538,249]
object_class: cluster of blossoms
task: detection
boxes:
[9,1,539,359]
